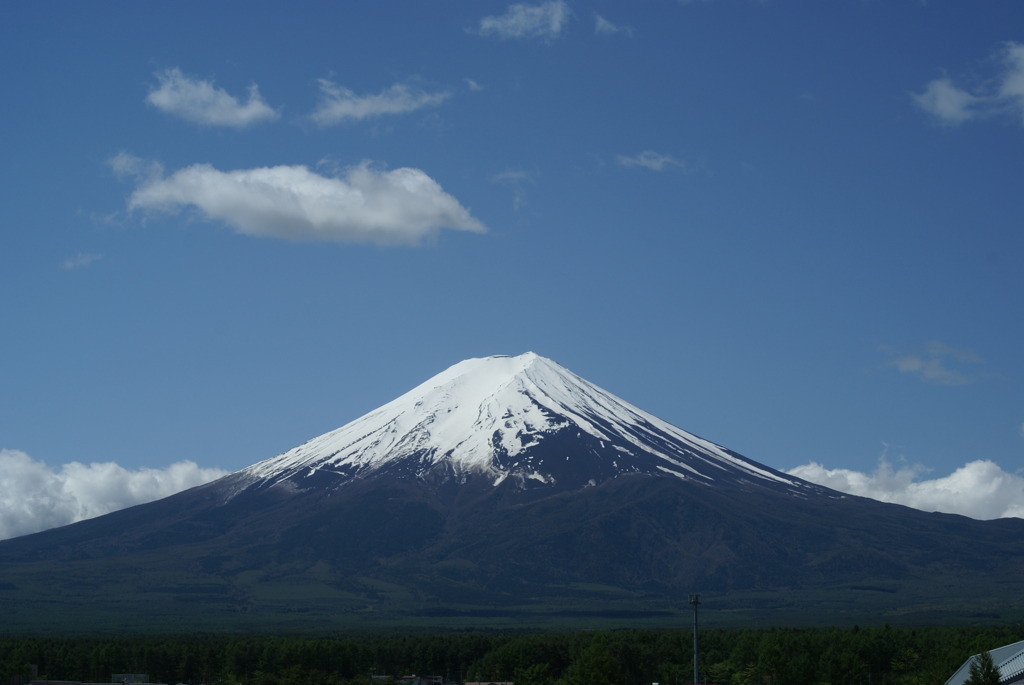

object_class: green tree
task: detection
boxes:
[563,639,622,685]
[516,662,554,685]
[965,651,1000,685]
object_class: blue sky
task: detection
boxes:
[2,0,1022,537]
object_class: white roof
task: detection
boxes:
[945,638,1024,685]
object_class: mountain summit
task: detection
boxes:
[3,352,1024,632]
[235,352,803,494]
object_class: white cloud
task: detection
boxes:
[913,41,1024,125]
[789,457,1024,520]
[0,449,230,541]
[146,68,279,128]
[476,1,570,40]
[883,341,985,386]
[61,252,102,270]
[594,14,633,37]
[617,150,687,172]
[116,157,486,245]
[310,80,451,126]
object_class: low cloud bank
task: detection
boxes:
[113,156,486,245]
[788,458,1024,520]
[5,449,1018,542]
[0,449,230,541]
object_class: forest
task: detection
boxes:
[2,624,1021,685]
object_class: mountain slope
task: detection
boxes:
[2,352,1023,633]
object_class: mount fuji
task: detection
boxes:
[3,352,1024,632]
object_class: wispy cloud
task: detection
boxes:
[883,341,986,386]
[594,14,633,37]
[617,150,687,172]
[912,78,980,125]
[61,252,102,270]
[0,449,230,541]
[913,41,1024,126]
[789,456,1024,520]
[114,155,486,246]
[109,150,164,181]
[310,80,451,126]
[492,169,536,211]
[476,1,571,41]
[146,68,279,128]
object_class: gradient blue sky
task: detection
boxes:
[2,1,1022,536]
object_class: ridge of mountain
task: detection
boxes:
[2,352,1024,633]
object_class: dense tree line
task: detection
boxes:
[2,625,1021,685]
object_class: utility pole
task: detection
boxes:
[689,594,701,685]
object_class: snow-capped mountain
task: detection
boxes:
[234,352,806,494]
[3,351,1024,633]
